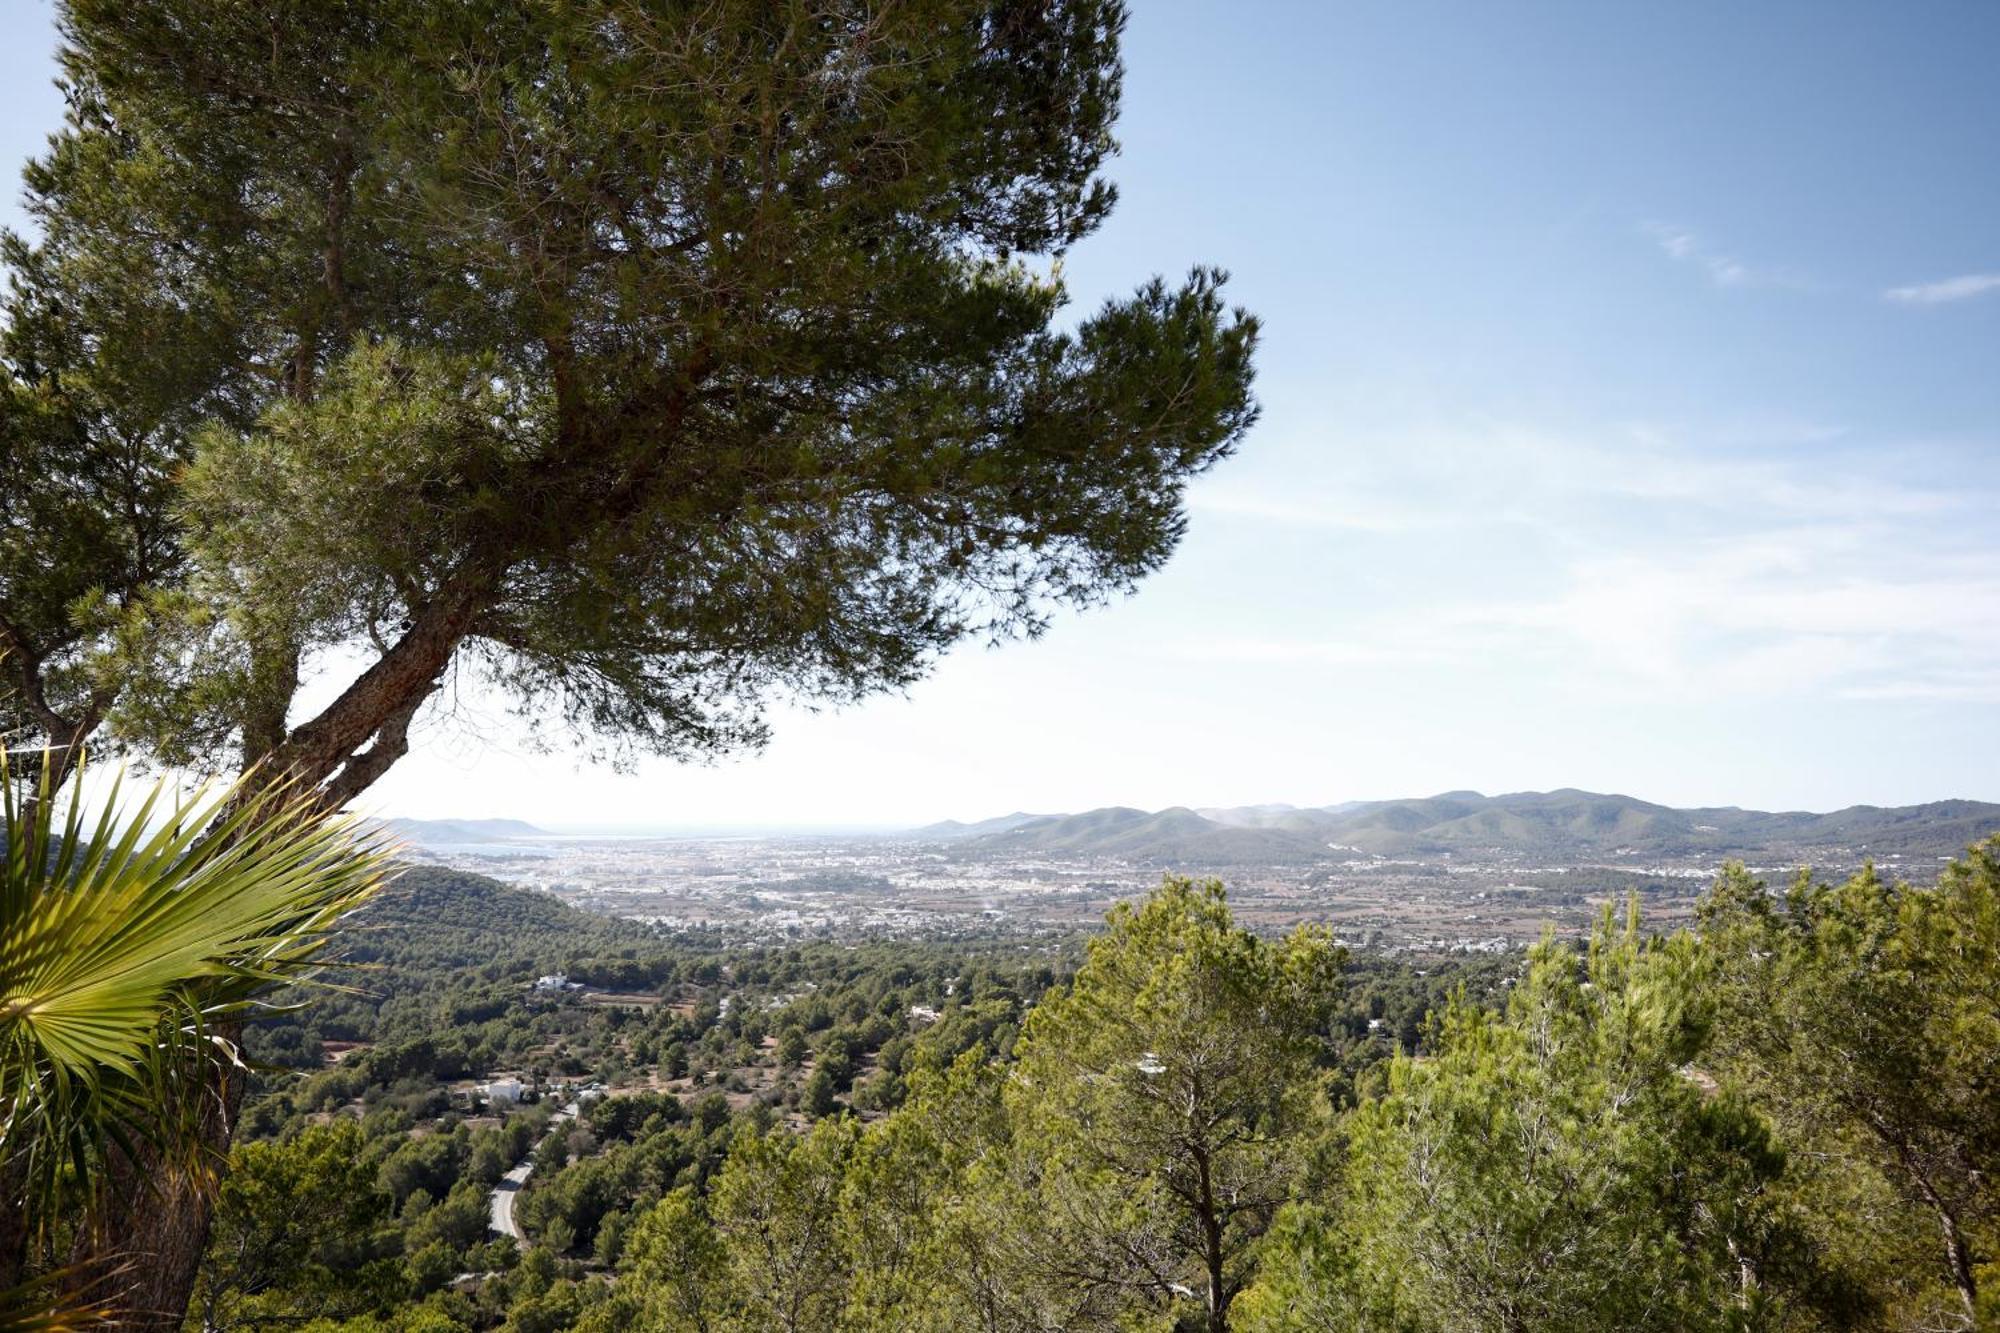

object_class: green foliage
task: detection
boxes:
[604,877,1344,1333]
[799,1066,841,1121]
[408,1182,491,1256]
[775,1027,808,1070]
[380,1131,470,1210]
[1007,875,1344,1331]
[403,1240,459,1298]
[189,1121,403,1331]
[0,138,232,782]
[7,0,1260,809]
[1702,844,2000,1327]
[0,756,387,1288]
[616,1187,728,1333]
[1244,906,1827,1332]
[710,1121,857,1332]
[181,854,2000,1332]
[159,344,539,764]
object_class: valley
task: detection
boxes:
[392,788,1994,952]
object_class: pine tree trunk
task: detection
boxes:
[1885,1125,1979,1321]
[1918,1179,1979,1322]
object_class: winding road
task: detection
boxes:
[488,1099,579,1242]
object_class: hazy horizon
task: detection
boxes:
[10,0,1998,825]
[396,782,2000,840]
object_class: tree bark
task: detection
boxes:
[1910,1160,1978,1322]
[277,568,494,793]
[75,1053,244,1331]
[1872,1115,1979,1322]
[0,612,103,794]
[0,1151,29,1298]
[1192,1140,1229,1333]
[77,333,711,1330]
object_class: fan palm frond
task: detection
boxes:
[0,1262,116,1330]
[0,751,391,1264]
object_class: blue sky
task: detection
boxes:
[5,2,1998,826]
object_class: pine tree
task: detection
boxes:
[1,4,1260,1320]
[1007,876,1343,1332]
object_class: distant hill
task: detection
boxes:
[360,863,636,941]
[921,790,2000,867]
[312,865,665,1021]
[988,807,1320,863]
[381,817,546,846]
[1196,802,1297,825]
[911,811,1048,839]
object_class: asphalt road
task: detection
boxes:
[487,1100,579,1243]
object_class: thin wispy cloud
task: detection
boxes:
[1170,637,1450,668]
[1644,222,1804,290]
[1883,273,2000,305]
[1185,487,1440,534]
[1174,419,2000,708]
[1197,423,1972,535]
[1461,537,2000,703]
[1840,670,2000,703]
[1649,223,1751,286]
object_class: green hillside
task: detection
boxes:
[945,789,2000,865]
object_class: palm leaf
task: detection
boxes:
[0,752,392,1255]
[0,1262,118,1330]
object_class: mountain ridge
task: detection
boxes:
[381,817,547,846]
[917,790,2000,865]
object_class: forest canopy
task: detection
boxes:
[170,849,2000,1333]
